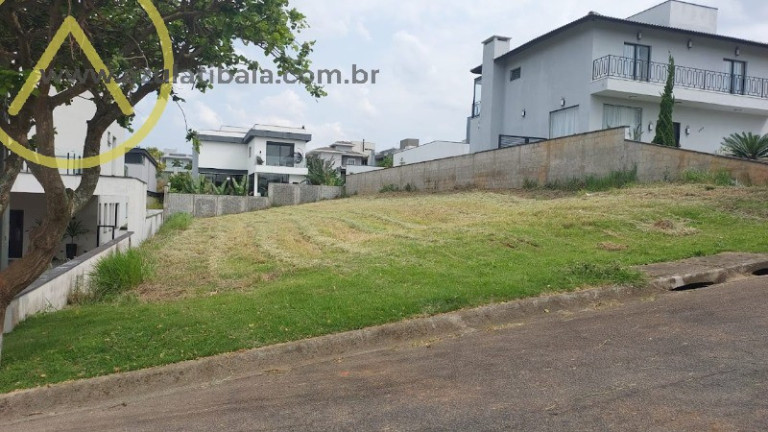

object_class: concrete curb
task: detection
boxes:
[2,252,765,417]
[0,283,662,417]
[635,253,768,291]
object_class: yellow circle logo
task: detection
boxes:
[0,0,174,169]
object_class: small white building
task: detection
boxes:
[125,147,160,194]
[2,97,150,268]
[395,140,470,166]
[194,125,312,196]
[468,0,768,154]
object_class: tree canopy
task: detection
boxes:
[0,0,323,359]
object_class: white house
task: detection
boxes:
[468,0,768,154]
[161,148,193,175]
[194,125,312,196]
[2,97,150,268]
[307,140,375,175]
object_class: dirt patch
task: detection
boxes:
[599,242,629,252]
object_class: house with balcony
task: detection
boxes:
[468,0,768,154]
[193,125,311,196]
[307,140,375,177]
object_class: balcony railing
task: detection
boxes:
[592,55,768,99]
[499,135,547,149]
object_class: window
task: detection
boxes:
[125,153,143,165]
[624,43,651,81]
[472,77,482,117]
[603,104,643,140]
[510,67,521,81]
[724,59,746,95]
[549,106,579,139]
[249,146,252,158]
[266,142,295,167]
[342,156,358,166]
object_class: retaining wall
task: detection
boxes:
[3,232,134,334]
[268,184,343,207]
[346,128,768,195]
[164,194,270,218]
[164,185,343,218]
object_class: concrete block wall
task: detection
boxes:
[346,128,768,195]
[4,233,134,334]
[164,185,342,218]
[268,184,343,207]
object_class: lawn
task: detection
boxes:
[1,184,767,393]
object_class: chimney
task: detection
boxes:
[400,138,420,150]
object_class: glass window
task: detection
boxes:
[266,142,295,167]
[549,106,579,139]
[624,43,651,81]
[724,59,746,95]
[510,67,521,81]
[603,104,643,140]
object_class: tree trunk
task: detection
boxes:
[0,305,6,367]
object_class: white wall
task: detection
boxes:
[125,158,158,192]
[50,96,126,177]
[396,141,470,165]
[197,140,249,171]
[12,173,148,246]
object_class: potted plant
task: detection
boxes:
[64,218,89,259]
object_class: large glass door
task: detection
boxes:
[724,59,746,95]
[624,43,651,81]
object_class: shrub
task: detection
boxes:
[720,132,768,160]
[86,249,152,302]
[680,169,735,186]
[544,167,638,192]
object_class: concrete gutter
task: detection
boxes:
[0,283,661,417]
[635,252,768,290]
[2,253,766,416]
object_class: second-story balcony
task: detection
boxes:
[591,55,768,113]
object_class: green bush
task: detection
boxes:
[86,249,152,302]
[545,167,638,192]
[680,169,735,186]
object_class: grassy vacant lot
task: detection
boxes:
[2,184,767,392]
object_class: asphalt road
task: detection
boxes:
[2,277,768,431]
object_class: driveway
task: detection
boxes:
[2,277,767,431]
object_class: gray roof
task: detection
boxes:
[199,127,311,144]
[308,147,368,158]
[471,13,768,74]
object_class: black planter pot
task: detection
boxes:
[66,243,78,260]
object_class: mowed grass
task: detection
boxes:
[2,184,768,392]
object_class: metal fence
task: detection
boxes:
[592,55,768,99]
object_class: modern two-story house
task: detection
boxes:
[468,0,768,154]
[194,125,311,196]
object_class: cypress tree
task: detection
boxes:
[653,54,677,147]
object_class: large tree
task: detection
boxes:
[0,0,322,361]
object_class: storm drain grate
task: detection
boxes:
[672,282,715,292]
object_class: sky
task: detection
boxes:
[131,0,768,154]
